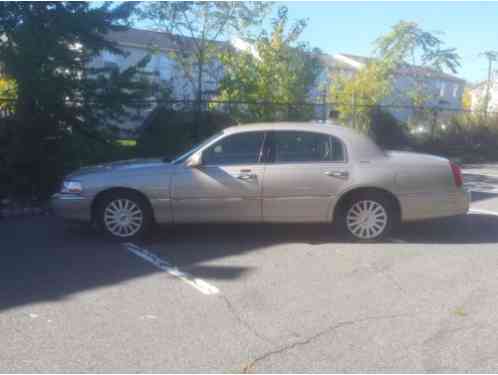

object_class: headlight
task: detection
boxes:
[60,180,83,194]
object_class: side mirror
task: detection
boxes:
[186,152,203,168]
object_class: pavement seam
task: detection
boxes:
[242,312,417,373]
[367,262,406,296]
[219,295,275,345]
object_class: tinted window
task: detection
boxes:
[273,131,345,163]
[203,132,265,165]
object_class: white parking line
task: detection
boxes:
[122,243,220,295]
[469,208,498,217]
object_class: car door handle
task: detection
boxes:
[237,173,257,181]
[325,170,349,179]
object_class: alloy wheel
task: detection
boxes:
[346,200,388,240]
[103,198,144,238]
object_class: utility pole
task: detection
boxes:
[480,51,498,119]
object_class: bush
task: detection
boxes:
[61,130,138,174]
[413,116,498,163]
[136,108,235,161]
[368,107,412,150]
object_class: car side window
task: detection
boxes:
[273,131,345,163]
[202,132,265,165]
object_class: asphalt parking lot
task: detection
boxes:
[3,167,498,371]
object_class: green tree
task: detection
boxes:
[330,61,394,132]
[0,76,16,112]
[0,2,153,197]
[216,6,323,123]
[138,1,271,140]
[375,20,461,134]
[331,21,461,134]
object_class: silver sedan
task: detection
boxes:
[51,122,469,241]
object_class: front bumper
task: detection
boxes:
[51,193,92,222]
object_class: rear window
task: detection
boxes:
[272,131,345,163]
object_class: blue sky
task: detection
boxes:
[273,1,498,83]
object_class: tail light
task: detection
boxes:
[450,162,463,187]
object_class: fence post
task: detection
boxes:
[352,91,356,128]
[431,107,438,143]
[322,92,328,123]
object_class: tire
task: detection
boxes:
[338,193,394,242]
[96,191,152,241]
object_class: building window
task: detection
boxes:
[439,81,446,97]
[452,83,459,98]
[102,50,119,69]
[158,54,169,80]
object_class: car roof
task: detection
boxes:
[223,121,353,136]
[222,122,384,161]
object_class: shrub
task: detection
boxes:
[412,113,498,162]
[368,107,412,150]
[136,108,235,161]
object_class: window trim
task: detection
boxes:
[452,83,459,98]
[265,130,348,165]
[201,131,268,167]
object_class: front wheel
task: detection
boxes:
[97,192,152,240]
[339,195,393,241]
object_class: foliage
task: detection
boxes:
[0,77,16,115]
[414,113,498,162]
[368,107,412,149]
[461,87,472,111]
[0,2,154,198]
[330,61,394,132]
[374,21,460,73]
[138,1,271,139]
[330,20,461,135]
[215,6,324,123]
[136,107,234,160]
[375,21,461,127]
[60,131,138,175]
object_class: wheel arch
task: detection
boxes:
[91,187,155,224]
[332,186,402,224]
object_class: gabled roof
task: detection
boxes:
[339,53,373,65]
[331,53,465,83]
[105,28,227,52]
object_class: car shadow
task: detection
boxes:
[0,216,251,313]
[396,213,498,244]
[137,213,498,269]
[1,212,498,313]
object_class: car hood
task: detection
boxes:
[67,158,169,179]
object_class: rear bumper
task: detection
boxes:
[400,188,469,222]
[50,193,92,222]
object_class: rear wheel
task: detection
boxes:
[338,194,394,241]
[97,192,152,240]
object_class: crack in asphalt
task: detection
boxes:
[242,312,418,373]
[219,295,275,345]
[371,263,406,295]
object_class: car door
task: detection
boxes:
[262,130,350,222]
[171,131,267,223]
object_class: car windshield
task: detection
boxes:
[170,132,224,165]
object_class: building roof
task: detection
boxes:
[331,53,465,83]
[105,28,227,52]
[106,29,464,83]
[318,54,355,70]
